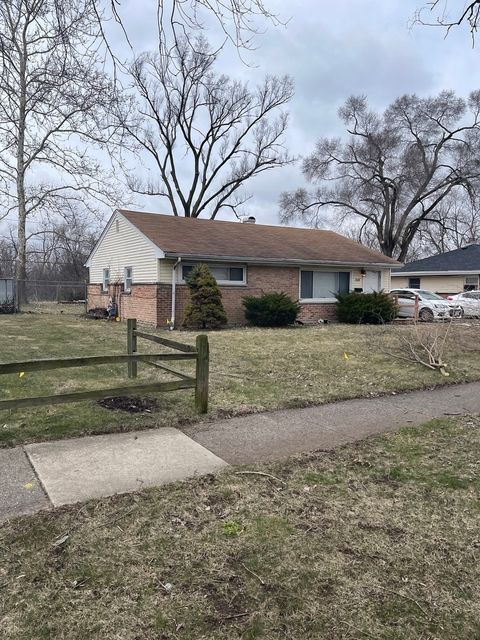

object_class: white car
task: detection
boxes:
[446,291,480,318]
[390,288,463,321]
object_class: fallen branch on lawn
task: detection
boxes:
[241,562,266,585]
[221,611,252,621]
[379,318,452,376]
[378,586,430,618]
[234,471,287,485]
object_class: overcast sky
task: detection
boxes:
[106,0,479,226]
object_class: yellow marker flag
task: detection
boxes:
[19,371,25,378]
[343,352,349,361]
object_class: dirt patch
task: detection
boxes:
[97,395,159,413]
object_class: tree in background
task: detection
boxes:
[0,0,121,303]
[117,36,293,218]
[415,193,480,256]
[414,1,480,43]
[183,264,227,329]
[280,91,480,261]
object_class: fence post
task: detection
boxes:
[414,296,419,322]
[195,334,209,413]
[127,318,137,378]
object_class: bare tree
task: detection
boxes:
[280,91,480,261]
[0,239,16,278]
[414,1,480,43]
[27,216,99,282]
[88,0,280,56]
[118,36,293,218]
[0,0,121,303]
[415,193,480,255]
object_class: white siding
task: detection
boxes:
[391,274,466,294]
[351,268,392,291]
[351,268,363,290]
[158,259,174,283]
[381,269,391,291]
[89,213,159,283]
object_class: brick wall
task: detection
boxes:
[88,266,340,327]
[174,265,337,326]
[87,283,159,327]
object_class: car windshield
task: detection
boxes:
[417,290,444,301]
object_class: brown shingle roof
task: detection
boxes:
[119,210,400,266]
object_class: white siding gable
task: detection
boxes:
[88,212,162,284]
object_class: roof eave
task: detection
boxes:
[392,269,480,276]
[163,252,399,268]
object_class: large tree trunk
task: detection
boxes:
[15,200,27,307]
[16,48,27,307]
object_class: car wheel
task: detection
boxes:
[458,307,465,318]
[419,308,434,322]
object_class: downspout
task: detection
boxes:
[170,257,182,329]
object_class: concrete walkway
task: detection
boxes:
[186,381,480,464]
[1,381,480,524]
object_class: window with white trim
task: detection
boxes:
[464,275,479,291]
[181,263,246,285]
[300,270,350,300]
[124,266,133,292]
[102,268,110,292]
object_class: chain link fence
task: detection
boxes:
[11,279,87,316]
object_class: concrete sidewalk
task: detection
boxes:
[185,381,480,464]
[1,381,480,524]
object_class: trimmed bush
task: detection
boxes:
[183,263,227,329]
[243,291,301,327]
[336,291,397,324]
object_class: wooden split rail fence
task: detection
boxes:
[0,318,209,413]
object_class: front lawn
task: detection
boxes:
[1,416,479,639]
[1,313,480,446]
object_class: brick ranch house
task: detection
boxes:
[86,210,399,327]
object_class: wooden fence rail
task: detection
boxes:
[0,319,209,413]
[127,319,209,413]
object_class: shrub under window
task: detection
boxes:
[336,291,397,324]
[183,264,227,329]
[242,292,301,327]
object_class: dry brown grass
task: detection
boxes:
[1,416,480,639]
[2,314,480,446]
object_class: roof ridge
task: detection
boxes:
[119,209,343,235]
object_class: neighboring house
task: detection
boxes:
[391,244,480,296]
[86,210,399,327]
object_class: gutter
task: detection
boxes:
[163,253,399,269]
[392,270,480,276]
[170,257,182,329]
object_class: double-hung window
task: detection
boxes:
[124,267,133,292]
[181,263,245,285]
[300,270,350,301]
[102,268,110,292]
